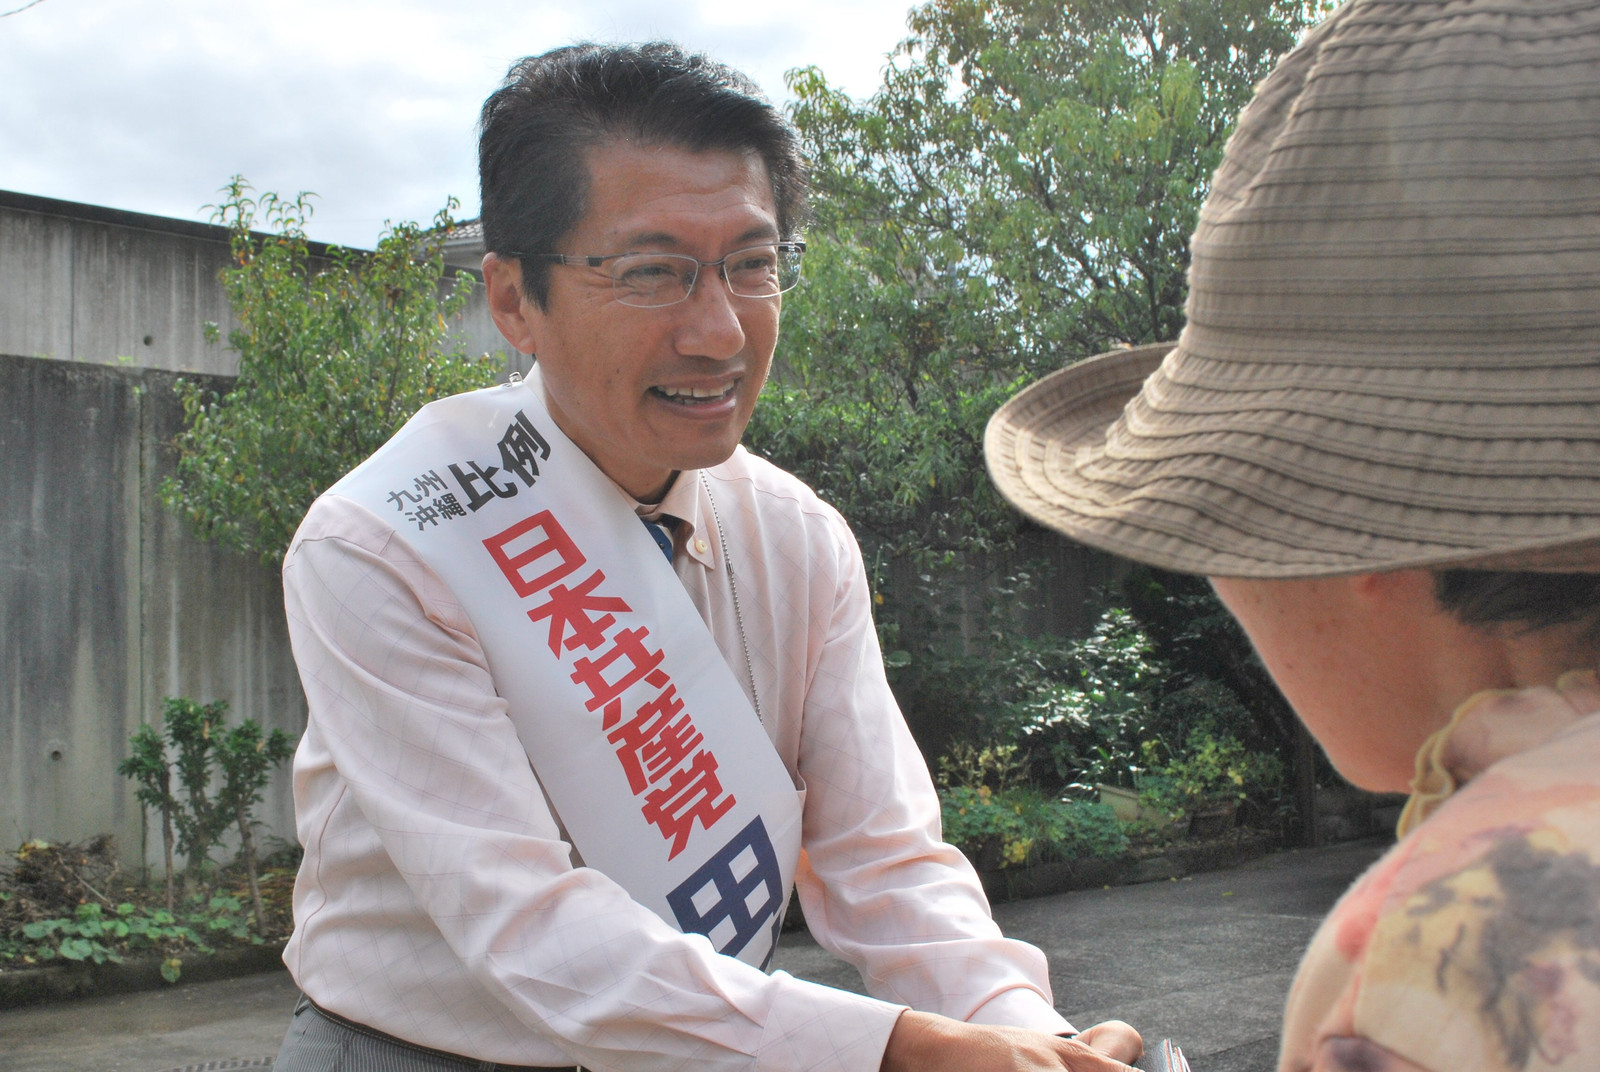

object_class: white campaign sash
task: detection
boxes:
[329,371,801,969]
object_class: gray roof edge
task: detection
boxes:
[0,188,363,257]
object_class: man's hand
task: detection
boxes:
[882,1010,1143,1072]
[1074,1020,1144,1064]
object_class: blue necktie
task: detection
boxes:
[642,518,674,563]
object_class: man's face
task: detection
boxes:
[486,140,781,503]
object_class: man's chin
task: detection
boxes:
[657,426,750,475]
[670,443,743,475]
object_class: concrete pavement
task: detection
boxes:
[0,836,1388,1072]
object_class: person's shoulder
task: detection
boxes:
[298,383,509,553]
[1386,730,1600,918]
[288,492,401,563]
[707,446,849,529]
[702,448,862,582]
[1328,755,1600,1066]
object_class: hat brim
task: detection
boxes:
[985,343,1600,578]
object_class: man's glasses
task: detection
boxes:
[513,241,805,309]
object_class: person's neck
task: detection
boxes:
[632,470,680,508]
[1494,618,1600,691]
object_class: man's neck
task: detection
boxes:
[633,470,681,507]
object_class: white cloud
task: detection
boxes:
[0,0,916,248]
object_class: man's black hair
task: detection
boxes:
[478,41,809,307]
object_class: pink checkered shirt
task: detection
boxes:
[281,445,1071,1071]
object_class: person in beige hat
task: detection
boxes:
[986,0,1600,1068]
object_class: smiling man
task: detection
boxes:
[488,140,779,502]
[270,43,1139,1072]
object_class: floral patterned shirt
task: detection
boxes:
[1280,670,1600,1072]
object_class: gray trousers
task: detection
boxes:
[274,995,582,1072]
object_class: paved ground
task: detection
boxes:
[0,836,1388,1072]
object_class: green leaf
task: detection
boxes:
[58,938,93,961]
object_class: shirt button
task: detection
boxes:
[694,538,709,554]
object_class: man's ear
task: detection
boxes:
[482,252,542,355]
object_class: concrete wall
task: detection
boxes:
[0,190,515,376]
[0,190,520,870]
[0,354,307,868]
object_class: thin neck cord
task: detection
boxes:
[699,471,764,726]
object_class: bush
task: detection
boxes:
[1138,730,1286,819]
[914,594,1301,846]
[1007,608,1164,790]
[939,786,1128,870]
[162,178,499,563]
[117,696,295,930]
[1119,568,1302,760]
[0,892,273,982]
[0,838,295,981]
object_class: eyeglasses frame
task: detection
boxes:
[506,240,807,309]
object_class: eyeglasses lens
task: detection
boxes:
[610,245,802,308]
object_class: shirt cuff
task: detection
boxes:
[757,973,907,1072]
[964,986,1075,1035]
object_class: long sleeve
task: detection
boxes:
[673,453,1072,1034]
[282,494,904,1072]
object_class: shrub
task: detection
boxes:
[1,835,298,980]
[162,178,499,563]
[0,891,269,982]
[116,697,294,928]
[939,785,1127,869]
[1138,730,1286,819]
[1009,609,1163,791]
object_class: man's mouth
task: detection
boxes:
[651,382,737,404]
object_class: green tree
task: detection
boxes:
[161,177,500,563]
[787,0,1325,362]
[215,719,296,933]
[750,0,1324,764]
[759,0,1324,565]
[117,698,295,928]
[163,698,226,888]
[116,726,179,912]
[758,0,1324,576]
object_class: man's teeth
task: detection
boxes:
[657,385,731,400]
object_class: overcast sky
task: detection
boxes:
[0,0,919,248]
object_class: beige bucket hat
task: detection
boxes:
[985,0,1600,578]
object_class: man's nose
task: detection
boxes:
[675,267,747,359]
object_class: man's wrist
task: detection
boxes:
[964,986,1074,1035]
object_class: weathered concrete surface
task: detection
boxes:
[0,189,514,376]
[0,837,1389,1072]
[0,191,520,866]
[0,354,305,866]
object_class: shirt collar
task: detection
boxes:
[630,470,715,571]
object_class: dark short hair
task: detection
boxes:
[478,42,809,307]
[1434,569,1600,639]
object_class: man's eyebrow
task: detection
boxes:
[616,224,782,251]
[733,224,782,245]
